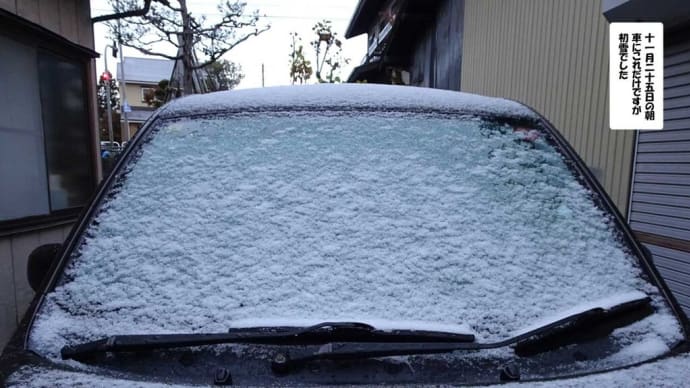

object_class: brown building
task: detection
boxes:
[0,0,101,349]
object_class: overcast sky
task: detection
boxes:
[91,0,367,89]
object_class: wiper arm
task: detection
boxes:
[62,296,653,370]
[61,321,475,361]
[272,297,653,373]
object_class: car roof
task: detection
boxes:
[157,84,537,120]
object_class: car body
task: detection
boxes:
[1,84,689,387]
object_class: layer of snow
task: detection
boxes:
[28,112,682,367]
[8,352,690,387]
[512,290,647,335]
[227,318,473,334]
[506,352,690,388]
[160,83,537,119]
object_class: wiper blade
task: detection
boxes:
[514,297,654,356]
[62,297,653,369]
[272,297,653,373]
[61,321,475,361]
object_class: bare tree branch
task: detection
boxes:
[92,0,152,23]
[191,26,270,69]
[121,43,183,60]
[107,0,269,94]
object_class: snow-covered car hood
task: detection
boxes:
[16,85,687,385]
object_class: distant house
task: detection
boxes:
[116,57,175,138]
[0,0,100,350]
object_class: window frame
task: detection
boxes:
[141,87,156,103]
[0,10,99,234]
[16,106,687,363]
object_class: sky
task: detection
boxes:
[91,0,367,89]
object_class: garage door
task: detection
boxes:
[629,33,690,316]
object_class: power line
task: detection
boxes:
[91,9,351,21]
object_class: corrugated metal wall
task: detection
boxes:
[629,34,690,315]
[461,0,634,214]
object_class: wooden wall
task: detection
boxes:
[0,0,94,50]
[0,223,73,350]
[0,1,95,351]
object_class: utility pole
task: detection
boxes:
[261,63,265,87]
[116,4,130,142]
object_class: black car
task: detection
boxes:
[1,84,688,387]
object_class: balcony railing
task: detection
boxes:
[366,21,394,58]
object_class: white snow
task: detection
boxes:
[512,291,647,335]
[28,109,682,372]
[227,318,473,334]
[504,352,690,388]
[159,83,537,119]
[7,352,690,387]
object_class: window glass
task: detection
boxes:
[141,87,155,102]
[0,35,50,221]
[38,51,94,211]
[30,113,682,366]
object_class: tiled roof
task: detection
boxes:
[116,57,174,84]
[124,107,156,123]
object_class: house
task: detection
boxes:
[0,0,101,349]
[346,0,463,90]
[116,56,175,138]
[346,0,690,316]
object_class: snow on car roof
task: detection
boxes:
[28,93,682,368]
[158,83,537,119]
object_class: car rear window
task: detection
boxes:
[29,111,682,361]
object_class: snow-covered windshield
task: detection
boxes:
[29,111,682,361]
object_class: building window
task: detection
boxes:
[38,51,94,212]
[141,87,155,102]
[0,35,94,223]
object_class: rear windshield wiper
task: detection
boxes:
[271,297,653,373]
[61,321,475,361]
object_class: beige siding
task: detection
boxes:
[0,0,93,49]
[461,0,634,214]
[129,122,143,137]
[125,83,158,108]
[0,223,74,350]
